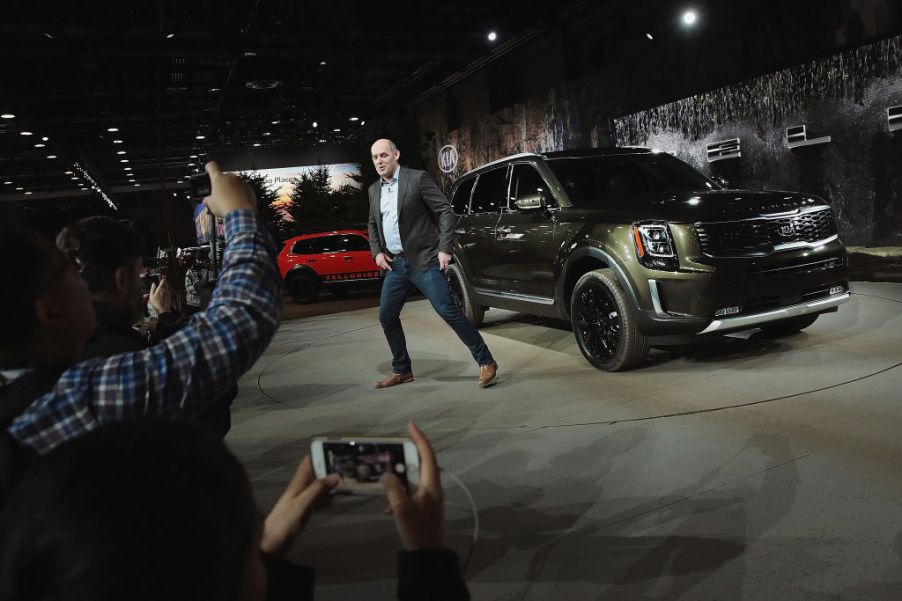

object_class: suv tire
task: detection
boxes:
[571,268,649,371]
[446,263,486,327]
[759,313,818,336]
[288,273,320,304]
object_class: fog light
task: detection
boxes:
[715,305,741,317]
[829,285,844,295]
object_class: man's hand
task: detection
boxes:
[438,251,452,271]
[202,161,256,218]
[381,421,445,551]
[375,252,393,271]
[261,455,340,556]
[148,275,171,314]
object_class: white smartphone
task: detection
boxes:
[311,436,420,494]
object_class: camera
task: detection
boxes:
[188,172,212,201]
[311,436,420,494]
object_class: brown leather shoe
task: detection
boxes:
[478,362,498,388]
[374,372,415,389]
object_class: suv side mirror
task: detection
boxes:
[711,175,730,188]
[515,192,546,211]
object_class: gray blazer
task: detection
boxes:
[367,166,456,271]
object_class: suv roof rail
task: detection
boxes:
[544,147,652,158]
[460,152,546,178]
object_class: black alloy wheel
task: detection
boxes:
[570,269,649,371]
[446,263,486,327]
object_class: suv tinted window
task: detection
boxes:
[291,239,317,255]
[547,154,715,207]
[451,178,475,215]
[510,164,552,209]
[470,167,507,214]
[335,233,370,252]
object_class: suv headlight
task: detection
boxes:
[632,222,679,270]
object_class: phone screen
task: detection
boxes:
[323,441,409,492]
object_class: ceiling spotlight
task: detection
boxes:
[361,120,366,126]
[166,32,175,39]
[319,60,327,66]
[129,179,136,182]
[124,167,132,171]
[134,183,141,187]
[46,155,57,159]
[120,159,129,163]
[117,150,126,155]
[20,131,32,136]
[333,128,340,132]
[318,139,326,143]
[253,143,261,147]
[271,120,280,124]
[107,127,119,132]
[24,191,32,195]
[3,181,12,185]
[209,87,220,93]
[1,113,14,119]
[312,121,318,128]
[196,135,205,140]
[682,10,698,26]
[349,117,359,121]
[189,154,198,158]
[263,131,271,136]
[172,192,177,197]
[64,171,73,175]
[34,143,45,148]
[70,177,78,181]
[113,139,123,144]
[646,32,654,40]
[187,162,196,166]
[43,32,54,40]
[487,31,498,42]
[15,187,24,190]
[42,136,49,141]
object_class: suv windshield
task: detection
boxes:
[547,153,717,207]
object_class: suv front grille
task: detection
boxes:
[695,207,837,257]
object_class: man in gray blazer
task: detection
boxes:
[367,138,498,389]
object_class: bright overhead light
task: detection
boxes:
[189,154,198,158]
[124,167,132,171]
[134,183,141,187]
[43,32,54,40]
[318,139,326,143]
[312,121,318,128]
[349,117,359,121]
[70,177,78,181]
[361,120,366,125]
[107,127,119,132]
[20,131,32,136]
[263,131,271,136]
[34,143,45,148]
[46,155,57,159]
[333,128,340,132]
[682,10,698,25]
[195,135,205,140]
[319,60,327,66]
[15,187,23,190]
[271,120,279,124]
[24,191,32,195]
[646,32,654,40]
[129,179,136,182]
[42,136,49,141]
[187,162,196,166]
[113,139,123,144]
[3,181,12,185]
[117,150,126,155]
[64,171,73,175]
[1,113,14,119]
[252,143,261,147]
[120,159,129,163]
[166,32,175,39]
[487,31,498,42]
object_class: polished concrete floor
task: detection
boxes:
[228,281,902,601]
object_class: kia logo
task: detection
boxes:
[779,223,795,237]
[438,145,459,173]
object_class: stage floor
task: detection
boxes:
[228,281,902,601]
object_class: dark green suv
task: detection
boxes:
[445,148,850,371]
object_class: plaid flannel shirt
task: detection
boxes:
[8,210,282,454]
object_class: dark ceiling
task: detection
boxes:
[0,0,594,206]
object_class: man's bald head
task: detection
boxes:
[371,139,401,182]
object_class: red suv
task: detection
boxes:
[277,230,383,303]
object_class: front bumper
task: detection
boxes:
[697,291,850,334]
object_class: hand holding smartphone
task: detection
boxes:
[311,436,420,494]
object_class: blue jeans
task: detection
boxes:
[379,256,494,374]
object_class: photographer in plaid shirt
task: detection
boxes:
[0,162,282,456]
